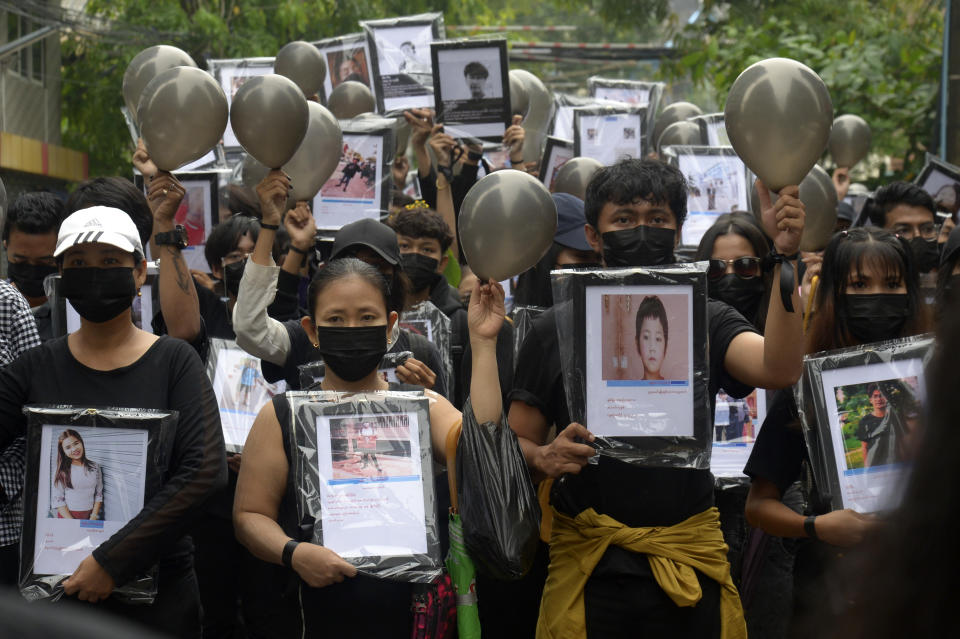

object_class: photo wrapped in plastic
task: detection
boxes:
[284,390,442,582]
[207,338,286,453]
[664,146,750,247]
[400,301,452,395]
[430,38,510,142]
[688,113,730,147]
[586,77,663,148]
[312,33,378,106]
[298,350,414,390]
[914,151,960,226]
[207,57,275,149]
[312,115,396,230]
[361,13,446,113]
[20,405,176,603]
[537,137,575,191]
[550,93,631,141]
[794,335,933,513]
[711,388,767,480]
[572,105,648,167]
[511,305,547,364]
[551,263,712,468]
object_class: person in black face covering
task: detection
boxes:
[935,224,960,318]
[868,181,940,275]
[3,192,66,341]
[696,212,772,331]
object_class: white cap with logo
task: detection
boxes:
[54,206,144,258]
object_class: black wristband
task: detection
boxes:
[260,222,280,231]
[288,244,310,256]
[803,515,818,540]
[766,249,799,313]
[437,165,454,182]
[282,540,300,568]
[467,150,483,162]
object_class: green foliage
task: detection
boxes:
[661,0,944,185]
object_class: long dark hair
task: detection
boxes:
[695,211,772,330]
[54,429,95,490]
[806,227,929,354]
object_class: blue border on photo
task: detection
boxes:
[606,380,690,387]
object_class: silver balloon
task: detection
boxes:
[275,41,327,98]
[651,102,702,153]
[230,74,309,169]
[459,170,557,282]
[510,70,553,164]
[656,120,704,153]
[327,81,376,119]
[123,45,197,127]
[828,114,871,168]
[725,57,833,192]
[509,70,529,117]
[750,164,837,252]
[552,157,603,200]
[283,102,343,201]
[138,66,228,172]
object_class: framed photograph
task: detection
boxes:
[20,406,172,593]
[135,171,219,271]
[573,106,647,167]
[298,350,412,390]
[538,136,575,190]
[400,300,452,394]
[666,146,749,247]
[551,93,630,142]
[208,58,275,149]
[711,388,767,478]
[286,391,442,581]
[551,264,711,468]
[915,153,960,224]
[312,123,394,231]
[314,33,377,106]
[798,335,933,513]
[587,78,663,147]
[362,13,445,113]
[207,339,287,453]
[430,39,510,141]
[689,113,730,147]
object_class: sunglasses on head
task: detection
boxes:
[707,256,762,281]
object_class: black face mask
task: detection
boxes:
[909,236,939,273]
[61,267,137,324]
[8,261,57,299]
[223,260,246,298]
[840,294,911,344]
[601,226,675,267]
[400,253,440,293]
[315,324,388,382]
[710,274,765,322]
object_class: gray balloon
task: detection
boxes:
[511,70,553,164]
[283,102,343,201]
[275,41,327,98]
[651,102,702,153]
[828,114,871,168]
[552,157,603,200]
[459,170,557,282]
[327,81,376,119]
[138,66,229,172]
[509,71,529,117]
[750,164,837,252]
[230,74,309,169]
[725,57,833,192]
[123,45,197,127]
[656,120,704,153]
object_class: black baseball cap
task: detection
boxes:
[330,218,401,265]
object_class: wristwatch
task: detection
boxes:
[154,225,188,250]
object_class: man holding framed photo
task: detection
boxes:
[509,158,805,638]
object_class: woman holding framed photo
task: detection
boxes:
[234,257,506,637]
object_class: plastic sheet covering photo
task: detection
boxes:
[285,390,442,582]
[552,263,712,468]
[400,301,452,396]
[20,406,176,603]
[298,350,414,391]
[794,334,934,514]
[511,305,547,364]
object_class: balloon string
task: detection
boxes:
[803,275,819,334]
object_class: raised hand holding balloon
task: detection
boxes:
[750,166,836,253]
[756,180,806,312]
[230,74,310,169]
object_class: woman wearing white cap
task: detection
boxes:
[0,206,226,637]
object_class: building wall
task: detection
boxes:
[0,9,62,145]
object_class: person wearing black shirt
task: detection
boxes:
[0,206,226,637]
[510,159,806,637]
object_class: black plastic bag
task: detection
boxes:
[456,399,540,581]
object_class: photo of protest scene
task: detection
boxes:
[599,293,690,383]
[327,413,417,480]
[833,376,922,470]
[320,137,381,201]
[714,388,763,443]
[682,156,746,214]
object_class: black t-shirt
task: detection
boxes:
[744,390,805,497]
[261,321,449,398]
[510,299,757,528]
[0,336,226,585]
